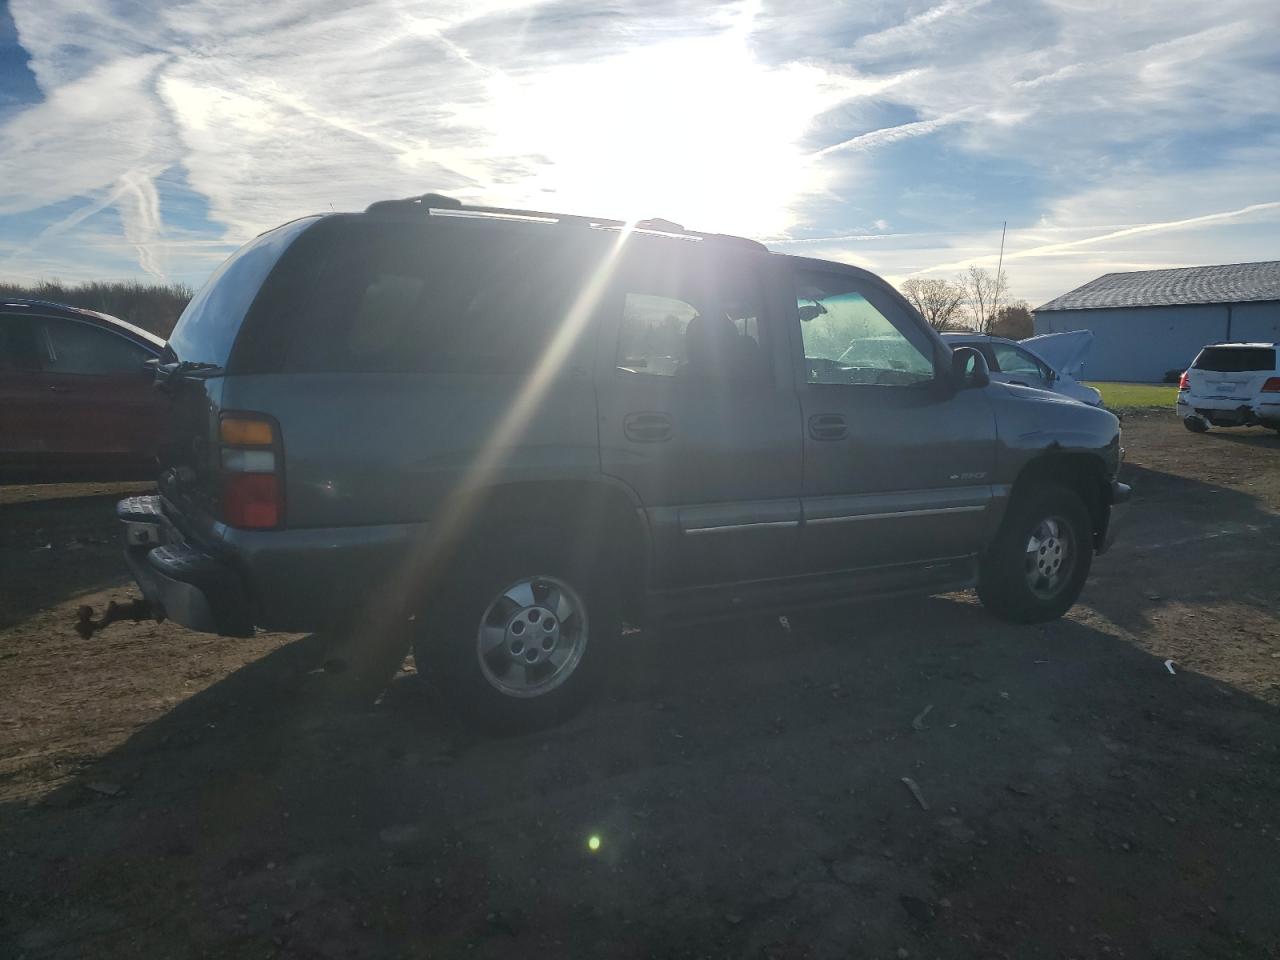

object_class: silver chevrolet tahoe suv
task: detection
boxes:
[119,194,1129,731]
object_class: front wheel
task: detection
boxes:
[414,529,617,733]
[977,486,1094,624]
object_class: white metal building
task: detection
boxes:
[1033,261,1280,382]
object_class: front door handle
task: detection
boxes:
[47,384,73,394]
[808,413,847,441]
[624,412,673,443]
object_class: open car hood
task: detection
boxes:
[1021,330,1093,380]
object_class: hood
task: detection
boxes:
[1020,330,1093,380]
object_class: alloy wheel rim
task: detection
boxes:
[475,576,588,698]
[1023,515,1074,600]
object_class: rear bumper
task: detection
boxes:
[119,495,423,636]
[1177,393,1278,425]
[119,496,255,636]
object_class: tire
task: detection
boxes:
[1183,415,1209,433]
[977,485,1094,624]
[413,524,619,734]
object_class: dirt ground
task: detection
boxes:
[2,410,1279,959]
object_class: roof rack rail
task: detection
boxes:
[362,192,767,252]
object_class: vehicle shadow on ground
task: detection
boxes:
[1087,461,1280,634]
[1196,427,1280,448]
[6,593,1280,959]
[0,492,142,630]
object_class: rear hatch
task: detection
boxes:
[157,217,319,526]
[1186,345,1277,401]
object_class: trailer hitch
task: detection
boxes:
[75,598,161,640]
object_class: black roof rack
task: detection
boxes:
[362,192,767,252]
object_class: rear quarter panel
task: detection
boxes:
[220,371,601,528]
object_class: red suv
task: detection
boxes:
[0,299,168,482]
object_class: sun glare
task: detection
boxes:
[474,28,864,237]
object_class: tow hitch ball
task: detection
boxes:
[75,598,160,640]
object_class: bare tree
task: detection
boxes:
[900,276,965,331]
[989,301,1034,340]
[959,265,1008,333]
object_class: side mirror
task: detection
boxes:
[798,300,828,322]
[950,346,990,389]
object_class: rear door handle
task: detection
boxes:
[623,412,673,443]
[47,385,73,394]
[808,413,847,441]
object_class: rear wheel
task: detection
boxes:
[414,527,618,733]
[1183,415,1209,433]
[978,485,1093,624]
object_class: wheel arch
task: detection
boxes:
[1007,451,1110,550]
[469,476,652,620]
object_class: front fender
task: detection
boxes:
[985,383,1124,547]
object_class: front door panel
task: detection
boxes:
[799,384,996,570]
[788,260,998,573]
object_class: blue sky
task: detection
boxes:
[0,0,1277,306]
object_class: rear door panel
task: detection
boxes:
[0,315,58,462]
[38,317,163,463]
[594,241,803,588]
[0,370,58,461]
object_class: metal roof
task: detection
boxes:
[1035,260,1280,312]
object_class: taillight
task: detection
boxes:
[219,414,282,529]
[1262,377,1280,393]
[1178,371,1190,390]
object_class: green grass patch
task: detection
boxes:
[1086,382,1177,409]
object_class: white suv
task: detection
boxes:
[1176,342,1280,433]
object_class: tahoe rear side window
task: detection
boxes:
[1192,346,1276,373]
[249,219,583,374]
[167,217,320,367]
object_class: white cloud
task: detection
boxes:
[0,54,171,214]
[0,0,1276,297]
[813,113,965,158]
[4,0,884,265]
[850,0,993,58]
